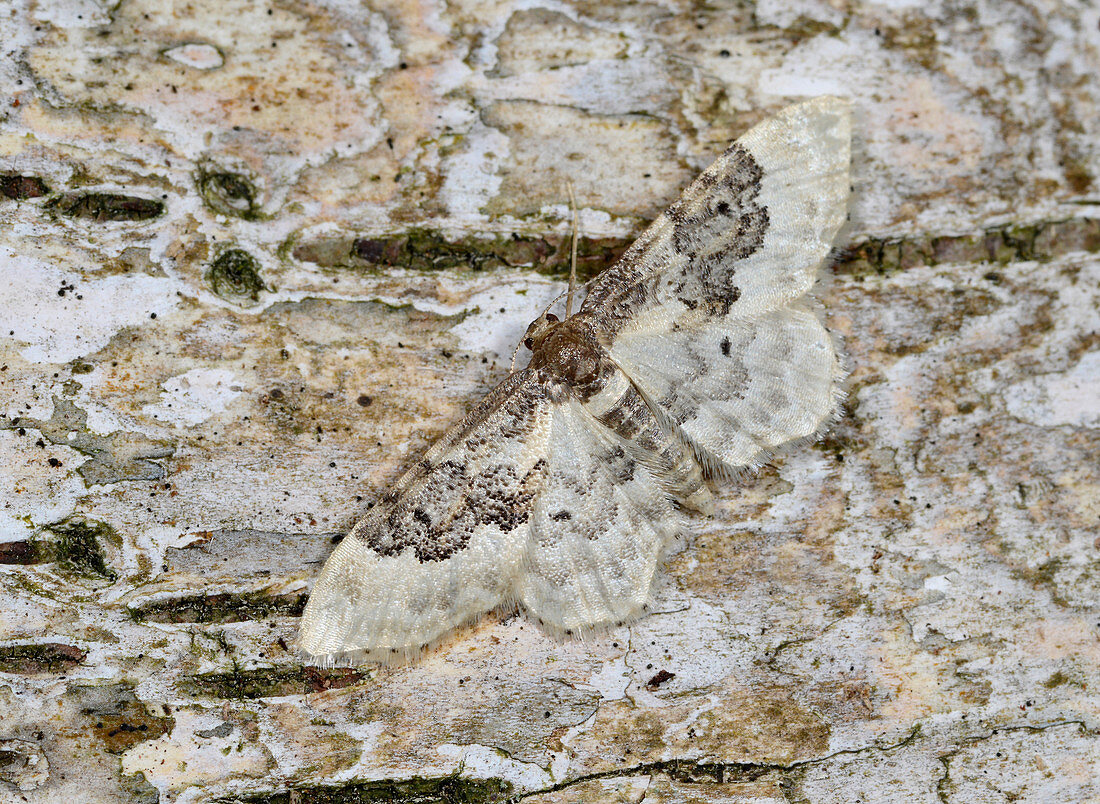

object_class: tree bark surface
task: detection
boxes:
[1,1,1098,802]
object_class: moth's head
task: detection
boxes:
[521,312,560,352]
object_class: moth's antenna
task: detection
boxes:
[509,335,522,373]
[566,180,579,319]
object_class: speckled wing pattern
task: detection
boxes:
[297,97,851,665]
[517,391,685,635]
[585,98,851,473]
[297,369,555,664]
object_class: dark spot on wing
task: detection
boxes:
[550,510,572,521]
[706,283,742,316]
[720,336,731,356]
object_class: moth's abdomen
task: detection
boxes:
[582,362,711,512]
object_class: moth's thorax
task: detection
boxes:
[525,313,610,395]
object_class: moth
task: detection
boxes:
[298,97,851,665]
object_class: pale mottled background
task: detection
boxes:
[1,0,1098,802]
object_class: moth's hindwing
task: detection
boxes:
[609,301,844,473]
[518,389,687,634]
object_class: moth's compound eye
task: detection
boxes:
[546,313,559,323]
[524,337,534,350]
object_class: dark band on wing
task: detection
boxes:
[369,457,549,562]
[580,143,768,327]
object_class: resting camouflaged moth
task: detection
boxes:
[298,97,851,666]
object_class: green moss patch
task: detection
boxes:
[0,642,86,674]
[43,517,120,581]
[197,168,261,219]
[293,229,628,279]
[836,217,1100,277]
[1043,670,1083,689]
[47,192,164,222]
[182,666,364,699]
[219,775,512,803]
[130,590,308,624]
[207,249,267,301]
